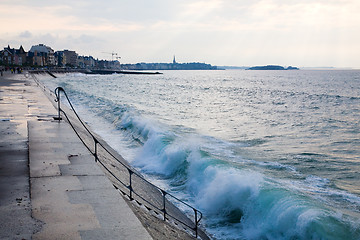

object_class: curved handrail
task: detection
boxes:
[54,87,203,238]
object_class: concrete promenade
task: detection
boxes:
[0,72,153,239]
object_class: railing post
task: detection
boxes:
[194,209,198,238]
[57,89,61,121]
[94,138,98,162]
[128,169,133,200]
[162,190,167,221]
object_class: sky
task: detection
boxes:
[1,0,359,68]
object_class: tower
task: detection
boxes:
[173,55,177,64]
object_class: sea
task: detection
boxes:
[41,70,360,240]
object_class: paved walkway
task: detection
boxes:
[0,72,152,239]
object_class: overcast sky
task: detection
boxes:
[1,0,359,68]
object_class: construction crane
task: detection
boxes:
[102,52,118,61]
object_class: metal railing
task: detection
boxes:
[54,87,203,238]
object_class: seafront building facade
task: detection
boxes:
[1,44,217,70]
[55,50,78,67]
[28,44,55,66]
[0,44,120,69]
[1,45,26,66]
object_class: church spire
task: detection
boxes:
[173,55,176,64]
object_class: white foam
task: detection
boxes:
[195,167,263,215]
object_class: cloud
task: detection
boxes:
[0,0,359,67]
[18,31,32,38]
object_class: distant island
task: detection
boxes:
[247,65,299,70]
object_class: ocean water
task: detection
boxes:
[41,70,360,239]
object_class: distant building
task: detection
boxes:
[95,59,120,69]
[77,56,85,68]
[54,50,78,67]
[27,51,45,66]
[1,47,14,65]
[76,56,97,69]
[54,51,65,67]
[83,56,96,69]
[0,45,26,66]
[17,46,27,65]
[63,50,78,67]
[29,44,55,66]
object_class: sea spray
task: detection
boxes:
[134,132,187,176]
[194,167,262,220]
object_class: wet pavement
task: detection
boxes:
[0,72,152,239]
